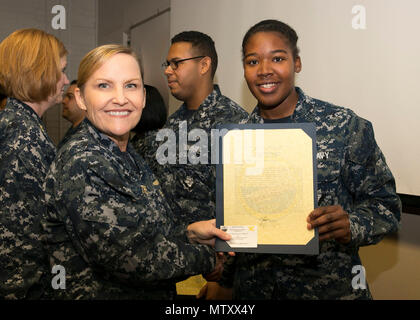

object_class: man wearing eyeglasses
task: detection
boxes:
[138,32,247,290]
[138,31,248,292]
[140,31,248,228]
[138,31,248,290]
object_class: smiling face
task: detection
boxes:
[75,53,145,149]
[243,31,301,118]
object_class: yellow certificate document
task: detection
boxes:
[215,123,318,254]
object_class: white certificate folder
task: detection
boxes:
[215,123,319,255]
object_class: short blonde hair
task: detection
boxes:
[0,28,67,103]
[77,44,143,92]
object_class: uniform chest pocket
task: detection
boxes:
[80,174,142,228]
[316,158,342,206]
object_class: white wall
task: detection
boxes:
[171,0,420,196]
[98,0,170,45]
[98,0,171,108]
[130,9,170,109]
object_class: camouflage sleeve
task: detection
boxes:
[344,117,402,247]
[0,150,49,299]
[55,159,216,285]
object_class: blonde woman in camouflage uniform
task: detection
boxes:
[0,29,69,299]
[203,19,401,300]
[41,45,229,299]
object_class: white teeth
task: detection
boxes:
[107,111,130,116]
[260,83,276,88]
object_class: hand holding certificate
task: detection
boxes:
[215,123,319,254]
[307,205,351,244]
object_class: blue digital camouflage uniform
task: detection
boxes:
[56,123,82,150]
[134,85,249,226]
[0,98,56,299]
[41,118,216,299]
[219,87,401,300]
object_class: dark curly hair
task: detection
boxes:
[242,19,300,60]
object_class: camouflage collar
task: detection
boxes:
[7,97,49,134]
[82,118,134,155]
[248,87,315,123]
[178,84,222,114]
[201,84,222,109]
[7,97,43,122]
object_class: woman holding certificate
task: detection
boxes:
[200,19,401,300]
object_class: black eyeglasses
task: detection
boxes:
[161,56,205,70]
